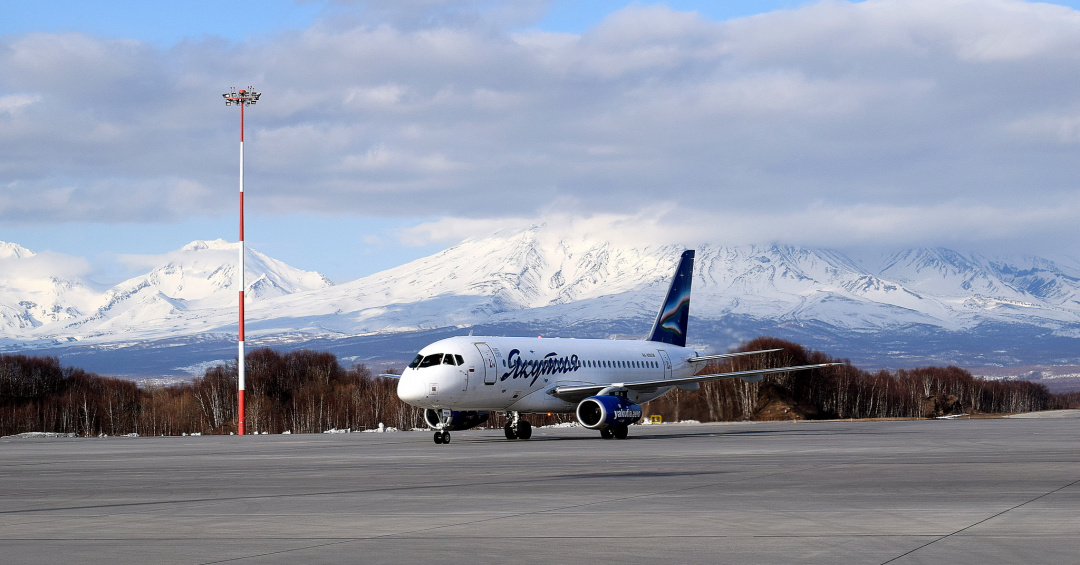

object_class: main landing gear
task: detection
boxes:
[600,425,629,440]
[503,412,532,440]
[433,430,451,444]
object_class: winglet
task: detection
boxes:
[647,249,695,347]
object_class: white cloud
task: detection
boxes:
[1006,110,1080,145]
[399,192,1080,255]
[0,249,93,282]
[2,0,1080,258]
[0,93,40,115]
[344,84,410,108]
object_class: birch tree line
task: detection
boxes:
[0,350,419,437]
[643,337,1061,422]
[1,339,1074,437]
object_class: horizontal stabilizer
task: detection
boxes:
[686,349,783,363]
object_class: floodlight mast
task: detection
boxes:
[222,86,260,436]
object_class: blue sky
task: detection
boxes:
[1,2,823,42]
[6,1,1077,41]
[3,0,1080,284]
[0,1,323,45]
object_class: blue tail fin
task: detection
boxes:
[647,250,695,347]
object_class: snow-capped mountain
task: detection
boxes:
[2,227,1079,376]
[875,248,1080,327]
[690,245,1080,333]
[0,242,102,334]
[1,239,333,342]
[254,229,1080,339]
[254,227,684,336]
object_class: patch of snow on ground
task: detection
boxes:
[5,432,79,438]
[362,425,399,433]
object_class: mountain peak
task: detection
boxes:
[181,239,235,252]
[0,241,35,259]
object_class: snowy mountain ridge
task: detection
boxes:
[2,227,1079,372]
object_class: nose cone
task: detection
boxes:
[397,371,426,406]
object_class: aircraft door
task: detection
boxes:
[474,343,498,385]
[657,350,672,379]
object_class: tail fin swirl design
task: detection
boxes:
[647,250,694,347]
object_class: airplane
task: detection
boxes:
[389,250,838,444]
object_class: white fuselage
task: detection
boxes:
[397,336,703,413]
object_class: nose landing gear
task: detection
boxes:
[432,408,452,445]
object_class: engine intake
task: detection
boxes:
[575,396,642,430]
[423,409,489,431]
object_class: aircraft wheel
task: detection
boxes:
[504,423,518,440]
[443,431,451,444]
[613,425,628,440]
[433,431,444,444]
[600,428,614,439]
[517,420,532,440]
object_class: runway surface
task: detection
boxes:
[2,415,1078,564]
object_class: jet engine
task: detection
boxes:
[423,409,489,431]
[575,396,642,430]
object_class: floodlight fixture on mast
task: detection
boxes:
[222,86,260,436]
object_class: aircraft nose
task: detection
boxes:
[397,372,426,405]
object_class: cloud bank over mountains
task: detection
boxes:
[2,0,1080,260]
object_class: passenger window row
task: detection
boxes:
[582,359,659,369]
[409,353,660,370]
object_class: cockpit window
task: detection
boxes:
[418,354,444,368]
[411,352,468,368]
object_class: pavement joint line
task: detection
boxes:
[0,471,639,516]
[8,534,1023,542]
[5,527,1073,541]
[878,477,1080,565]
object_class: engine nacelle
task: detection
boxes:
[423,409,489,431]
[575,396,642,430]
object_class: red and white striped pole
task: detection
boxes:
[222,86,260,435]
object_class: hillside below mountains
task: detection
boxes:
[2,227,1079,386]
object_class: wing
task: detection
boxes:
[377,373,401,379]
[551,362,841,403]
